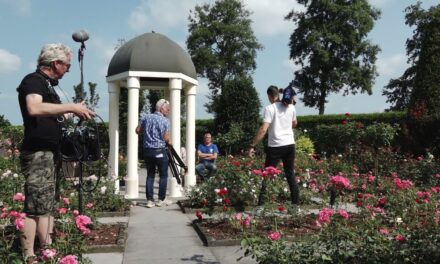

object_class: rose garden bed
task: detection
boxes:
[85,222,128,253]
[192,214,319,247]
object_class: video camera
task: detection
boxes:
[281,80,298,106]
[60,120,101,162]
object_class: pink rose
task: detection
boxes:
[41,248,57,260]
[395,234,406,242]
[338,209,349,219]
[13,192,25,202]
[379,228,389,235]
[15,217,25,231]
[59,255,78,264]
[267,231,281,241]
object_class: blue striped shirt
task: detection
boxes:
[139,112,170,149]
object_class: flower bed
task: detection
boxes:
[192,213,319,247]
[85,222,128,253]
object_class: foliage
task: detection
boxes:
[382,65,415,111]
[295,135,315,155]
[82,177,131,213]
[72,82,100,112]
[406,3,440,119]
[309,120,398,156]
[0,115,11,128]
[118,87,149,155]
[241,164,440,264]
[186,0,263,113]
[215,123,244,156]
[297,111,405,131]
[286,0,381,114]
[213,76,261,154]
[187,156,264,214]
[0,126,22,173]
[0,128,128,262]
[400,117,440,156]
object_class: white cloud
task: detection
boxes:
[245,0,303,38]
[0,0,31,16]
[377,53,408,78]
[128,0,206,34]
[368,0,397,8]
[127,0,302,38]
[90,37,118,78]
[0,49,21,74]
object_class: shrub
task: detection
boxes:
[295,136,315,155]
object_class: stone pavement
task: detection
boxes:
[85,168,257,264]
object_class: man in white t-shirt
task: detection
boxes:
[249,85,299,206]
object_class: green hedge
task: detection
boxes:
[296,111,406,131]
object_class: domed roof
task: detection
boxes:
[107,32,196,79]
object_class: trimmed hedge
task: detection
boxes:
[296,111,406,131]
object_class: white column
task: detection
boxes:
[185,85,197,187]
[125,77,140,198]
[108,82,120,193]
[168,78,183,197]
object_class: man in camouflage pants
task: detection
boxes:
[17,43,94,263]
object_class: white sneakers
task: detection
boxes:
[146,198,172,208]
[156,198,172,207]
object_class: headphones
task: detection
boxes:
[37,69,59,86]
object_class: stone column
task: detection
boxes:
[108,82,120,193]
[168,78,182,197]
[125,77,140,198]
[185,84,197,187]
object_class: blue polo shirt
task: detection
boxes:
[198,143,219,163]
[139,112,170,149]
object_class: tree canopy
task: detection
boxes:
[286,0,381,115]
[72,82,100,111]
[186,0,263,113]
[383,2,440,113]
[406,3,440,119]
[213,76,261,152]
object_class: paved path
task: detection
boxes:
[86,168,256,264]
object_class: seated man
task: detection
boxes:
[195,133,219,180]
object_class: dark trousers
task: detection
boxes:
[143,148,169,201]
[258,144,299,205]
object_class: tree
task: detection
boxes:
[286,0,381,115]
[382,2,440,112]
[213,76,261,153]
[186,0,263,113]
[0,115,11,128]
[406,3,440,119]
[72,82,100,111]
[382,66,415,112]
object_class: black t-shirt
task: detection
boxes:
[17,71,62,152]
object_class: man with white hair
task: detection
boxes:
[17,43,95,263]
[136,99,172,208]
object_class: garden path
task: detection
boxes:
[86,168,257,264]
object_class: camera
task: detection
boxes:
[61,124,101,162]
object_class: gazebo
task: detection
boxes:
[106,32,198,198]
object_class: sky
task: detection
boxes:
[0,0,438,125]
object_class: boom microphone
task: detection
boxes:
[72,30,89,43]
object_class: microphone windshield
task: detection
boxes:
[72,30,89,43]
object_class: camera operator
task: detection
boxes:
[16,43,95,263]
[248,85,299,208]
